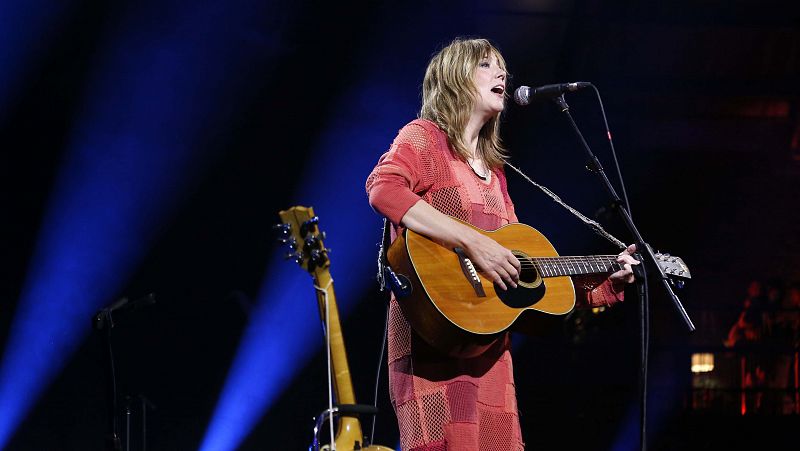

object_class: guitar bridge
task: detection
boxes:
[454,247,486,297]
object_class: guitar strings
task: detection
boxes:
[516,258,617,268]
[516,256,617,262]
[314,278,337,451]
[516,260,616,267]
[503,256,621,277]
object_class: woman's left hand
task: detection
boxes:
[609,243,640,285]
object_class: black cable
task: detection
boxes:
[554,83,650,451]
[639,265,650,451]
[370,217,395,445]
[590,84,633,218]
[370,299,390,446]
[590,84,649,450]
[583,84,650,451]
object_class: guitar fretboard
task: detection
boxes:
[532,256,621,278]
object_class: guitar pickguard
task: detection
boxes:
[493,250,547,308]
[495,280,546,308]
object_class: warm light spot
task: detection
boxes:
[691,353,714,373]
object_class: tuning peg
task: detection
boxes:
[300,216,320,237]
[279,237,297,250]
[273,223,291,234]
[305,235,319,248]
[284,251,303,265]
[310,249,327,266]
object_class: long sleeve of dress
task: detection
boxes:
[576,274,626,308]
[365,122,435,225]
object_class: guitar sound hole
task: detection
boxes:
[519,263,537,284]
[513,253,542,288]
[494,252,546,308]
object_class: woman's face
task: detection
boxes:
[471,52,506,120]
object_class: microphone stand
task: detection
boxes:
[139,394,157,451]
[93,299,124,451]
[93,293,156,451]
[551,93,695,451]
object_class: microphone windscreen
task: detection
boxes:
[513,86,530,106]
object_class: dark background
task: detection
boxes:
[2,0,799,450]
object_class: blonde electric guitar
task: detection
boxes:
[278,206,393,451]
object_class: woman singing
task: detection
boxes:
[365,37,638,451]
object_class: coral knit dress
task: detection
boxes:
[365,119,623,451]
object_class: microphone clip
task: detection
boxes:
[553,94,569,112]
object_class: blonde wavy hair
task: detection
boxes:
[419,37,508,168]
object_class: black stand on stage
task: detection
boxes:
[551,91,695,451]
[123,394,157,451]
[93,293,156,451]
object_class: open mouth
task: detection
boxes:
[491,85,505,96]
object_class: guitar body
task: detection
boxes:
[323,445,393,451]
[388,221,577,358]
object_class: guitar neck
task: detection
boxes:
[312,269,370,447]
[311,269,357,406]
[532,255,621,278]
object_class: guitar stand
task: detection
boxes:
[309,404,379,451]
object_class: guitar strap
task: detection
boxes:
[504,161,627,250]
[371,217,393,445]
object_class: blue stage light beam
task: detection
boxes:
[200,80,418,451]
[610,355,685,451]
[0,1,278,447]
[0,1,75,119]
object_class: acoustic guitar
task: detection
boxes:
[278,206,393,451]
[387,219,690,358]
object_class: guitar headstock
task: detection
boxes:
[654,252,691,280]
[275,205,329,273]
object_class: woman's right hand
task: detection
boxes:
[400,200,519,290]
[462,230,520,291]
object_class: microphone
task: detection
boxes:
[513,82,590,105]
[93,293,157,330]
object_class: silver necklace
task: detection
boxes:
[468,158,488,180]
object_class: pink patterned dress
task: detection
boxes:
[366,119,623,451]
